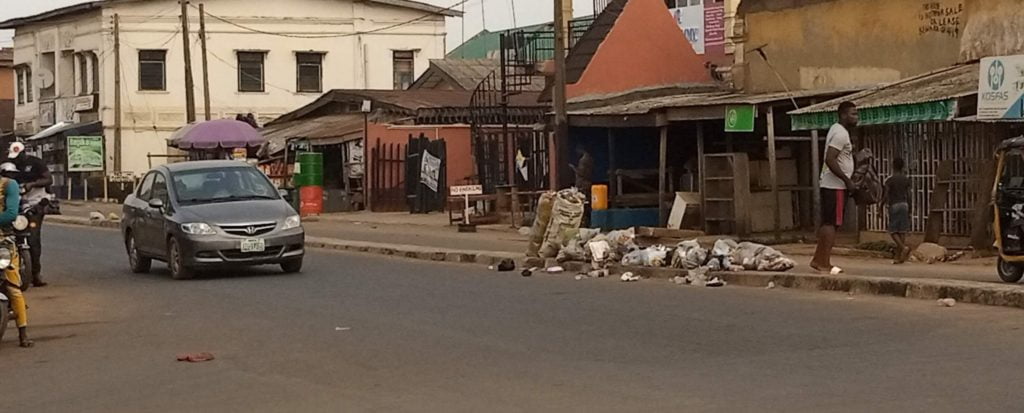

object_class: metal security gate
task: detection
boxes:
[861,122,1023,236]
[370,139,406,212]
[405,134,447,213]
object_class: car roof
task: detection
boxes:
[158,160,252,174]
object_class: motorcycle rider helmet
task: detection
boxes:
[0,162,17,179]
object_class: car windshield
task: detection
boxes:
[172,167,279,204]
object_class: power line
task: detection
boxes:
[509,0,517,28]
[193,0,468,39]
[206,49,294,94]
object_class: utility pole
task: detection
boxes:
[553,0,570,189]
[198,3,211,121]
[113,14,122,173]
[180,0,196,123]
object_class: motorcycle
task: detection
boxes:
[0,234,22,345]
[13,197,47,291]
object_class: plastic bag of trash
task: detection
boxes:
[731,242,795,272]
[539,189,586,258]
[578,228,601,244]
[671,239,707,269]
[526,191,556,257]
[645,245,669,267]
[621,248,646,266]
[605,228,637,261]
[587,239,611,265]
[711,239,738,258]
[556,241,586,263]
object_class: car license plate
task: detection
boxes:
[241,238,266,253]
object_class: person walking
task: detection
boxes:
[810,101,858,274]
[884,157,912,263]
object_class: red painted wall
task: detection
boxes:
[566,0,712,100]
[365,124,476,194]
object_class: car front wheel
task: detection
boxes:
[168,237,195,280]
[127,232,152,274]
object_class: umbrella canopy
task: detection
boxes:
[169,119,266,149]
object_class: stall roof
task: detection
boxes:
[261,114,366,156]
[566,87,859,118]
[410,59,546,92]
[269,89,544,125]
[26,121,102,141]
[788,63,977,130]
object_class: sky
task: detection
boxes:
[0,0,597,51]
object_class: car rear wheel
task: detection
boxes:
[998,257,1024,283]
[126,233,152,274]
[281,258,303,274]
[168,237,195,280]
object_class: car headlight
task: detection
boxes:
[282,215,301,230]
[181,222,217,235]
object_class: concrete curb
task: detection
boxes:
[50,216,1023,310]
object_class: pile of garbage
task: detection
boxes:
[534,222,797,274]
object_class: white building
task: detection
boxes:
[1,0,455,176]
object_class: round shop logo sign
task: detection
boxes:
[989,59,1005,91]
[727,108,738,128]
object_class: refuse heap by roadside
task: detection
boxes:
[522,188,798,285]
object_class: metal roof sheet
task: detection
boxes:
[789,63,978,115]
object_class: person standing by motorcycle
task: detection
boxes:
[0,162,32,347]
[8,142,52,288]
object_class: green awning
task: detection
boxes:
[790,99,958,131]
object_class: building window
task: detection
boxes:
[138,50,167,91]
[296,52,323,93]
[393,50,415,90]
[25,66,32,103]
[237,51,266,92]
[16,68,24,105]
[91,53,100,93]
[78,53,89,95]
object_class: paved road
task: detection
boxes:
[4,224,1024,412]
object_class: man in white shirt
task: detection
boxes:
[811,101,858,273]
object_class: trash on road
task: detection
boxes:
[620,272,640,282]
[538,189,586,258]
[766,281,776,289]
[546,266,565,273]
[705,277,726,287]
[335,327,351,331]
[496,259,516,272]
[937,298,957,307]
[176,352,215,363]
[521,269,533,277]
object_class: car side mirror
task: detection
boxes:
[279,189,290,201]
[148,198,165,210]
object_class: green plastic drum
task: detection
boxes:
[294,152,324,186]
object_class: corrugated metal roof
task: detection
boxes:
[411,59,546,92]
[789,63,978,115]
[566,87,859,116]
[260,114,366,155]
[270,89,544,125]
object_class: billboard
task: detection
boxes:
[978,55,1024,120]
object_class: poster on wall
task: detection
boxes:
[420,150,441,192]
[978,55,1024,120]
[703,0,726,57]
[670,0,705,55]
[39,101,56,127]
[67,135,104,172]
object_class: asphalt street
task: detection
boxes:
[4,224,1024,412]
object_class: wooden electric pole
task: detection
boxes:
[180,0,196,123]
[198,3,211,121]
[553,0,569,189]
[113,14,122,173]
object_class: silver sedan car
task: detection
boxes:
[121,161,305,279]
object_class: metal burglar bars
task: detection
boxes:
[468,21,593,194]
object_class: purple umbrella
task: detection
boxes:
[169,119,266,149]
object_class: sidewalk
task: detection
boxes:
[52,201,1015,308]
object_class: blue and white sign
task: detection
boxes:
[979,56,1024,119]
[670,1,704,55]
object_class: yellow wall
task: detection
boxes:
[740,0,968,93]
